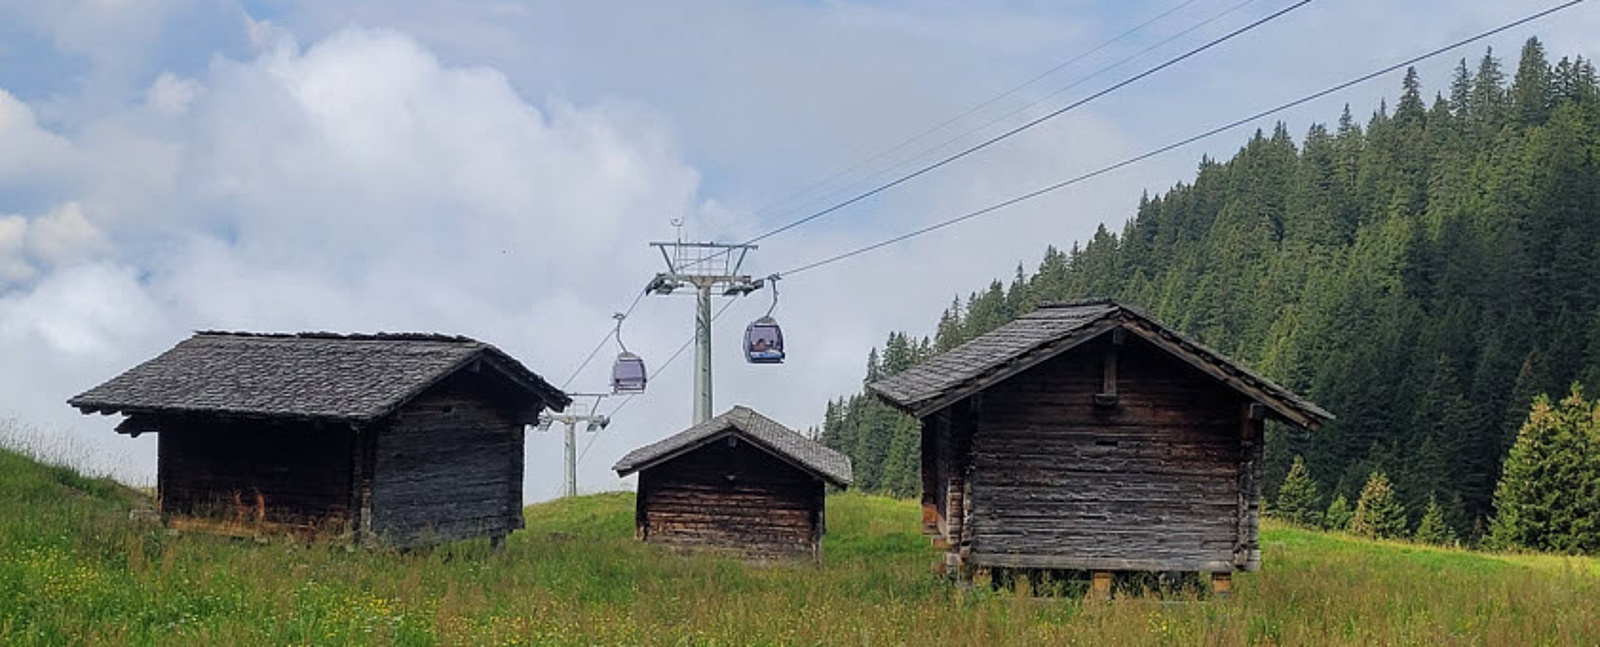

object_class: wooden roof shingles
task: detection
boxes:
[867,298,1333,429]
[613,406,853,487]
[68,331,571,425]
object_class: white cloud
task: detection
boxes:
[0,24,706,491]
[144,72,200,117]
[0,89,79,183]
[0,216,31,282]
[27,202,106,265]
[0,202,108,285]
[0,262,162,357]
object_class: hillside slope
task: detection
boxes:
[1,448,1597,644]
[823,41,1600,539]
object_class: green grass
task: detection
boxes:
[2,446,1597,645]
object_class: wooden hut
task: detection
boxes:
[868,299,1331,593]
[68,332,570,546]
[612,406,852,560]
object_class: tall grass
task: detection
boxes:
[1,445,1596,645]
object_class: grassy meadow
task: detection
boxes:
[2,445,1599,645]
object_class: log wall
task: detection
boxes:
[954,334,1254,573]
[369,374,525,544]
[637,434,824,560]
[157,419,354,524]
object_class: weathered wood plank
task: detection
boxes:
[369,373,525,544]
[637,433,824,560]
[942,334,1251,574]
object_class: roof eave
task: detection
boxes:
[866,315,1332,430]
[68,400,370,427]
[1116,317,1332,431]
[867,318,1120,419]
[615,424,852,488]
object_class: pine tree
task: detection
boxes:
[1450,58,1473,118]
[818,45,1600,519]
[1275,456,1321,526]
[1511,38,1552,125]
[1414,495,1457,545]
[1584,308,1600,391]
[1489,386,1600,553]
[1351,471,1408,539]
[1324,494,1354,531]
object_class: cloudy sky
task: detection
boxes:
[1,0,1596,500]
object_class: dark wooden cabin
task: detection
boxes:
[612,406,852,561]
[868,299,1331,593]
[68,332,570,546]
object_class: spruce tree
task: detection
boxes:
[1489,387,1600,553]
[818,44,1600,518]
[1414,495,1457,545]
[1511,38,1552,125]
[1275,456,1321,526]
[1351,471,1408,539]
[1324,494,1354,531]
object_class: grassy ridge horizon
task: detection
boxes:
[2,444,1598,645]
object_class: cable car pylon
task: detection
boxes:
[645,237,760,424]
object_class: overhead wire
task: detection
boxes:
[737,0,1313,247]
[556,285,647,390]
[672,0,1260,275]
[776,0,1588,279]
[737,0,1259,249]
[560,0,1288,382]
[574,297,742,466]
[558,0,1312,476]
[553,0,1589,492]
[723,0,1205,230]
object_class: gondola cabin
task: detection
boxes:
[744,316,785,363]
[68,332,570,546]
[868,300,1331,594]
[613,406,851,560]
[612,351,648,393]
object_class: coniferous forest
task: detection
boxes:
[820,40,1600,547]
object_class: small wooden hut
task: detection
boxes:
[69,332,570,546]
[868,299,1331,593]
[613,406,852,560]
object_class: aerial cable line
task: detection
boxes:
[556,0,1299,424]
[775,0,1588,279]
[558,289,646,390]
[575,297,742,466]
[739,0,1205,225]
[557,0,1586,486]
[738,0,1314,247]
[673,0,1286,278]
[735,0,1259,249]
[560,0,1268,378]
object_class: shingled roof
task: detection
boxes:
[868,299,1333,429]
[613,406,852,487]
[69,332,571,425]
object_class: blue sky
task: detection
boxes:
[2,0,1597,499]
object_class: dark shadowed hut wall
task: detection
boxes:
[370,374,526,544]
[158,419,354,524]
[637,437,825,560]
